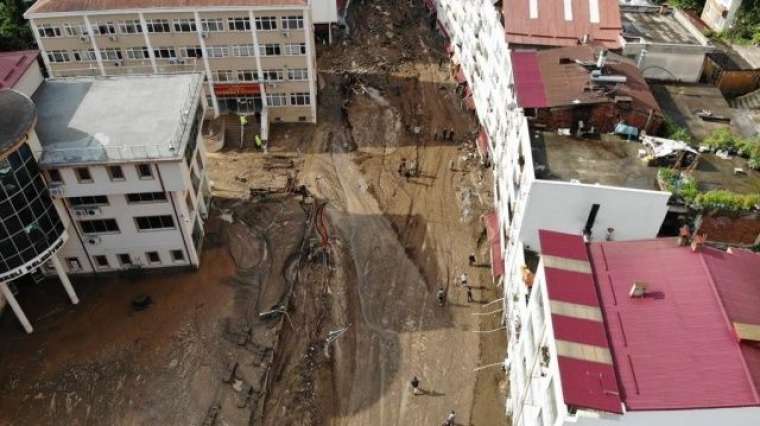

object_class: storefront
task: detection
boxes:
[213,83,263,115]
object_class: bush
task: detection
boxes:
[662,117,692,144]
[703,128,738,151]
[658,168,699,203]
[694,190,760,212]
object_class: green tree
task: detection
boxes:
[0,0,33,51]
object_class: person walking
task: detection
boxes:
[443,410,456,426]
[468,253,476,266]
[410,376,422,395]
[398,158,407,177]
[436,287,446,307]
[460,272,468,288]
[466,286,474,303]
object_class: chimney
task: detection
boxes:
[629,281,648,298]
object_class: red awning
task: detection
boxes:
[476,130,490,157]
[483,212,504,278]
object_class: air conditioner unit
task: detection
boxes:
[109,34,118,41]
[176,58,185,64]
[48,185,64,198]
[73,207,102,217]
[169,59,177,64]
[281,31,290,37]
[201,31,209,38]
[86,236,101,245]
[80,34,90,42]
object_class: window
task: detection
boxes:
[94,255,109,268]
[227,17,251,31]
[118,253,132,266]
[281,16,304,30]
[63,23,87,37]
[180,46,203,58]
[47,50,70,63]
[214,70,235,82]
[126,192,167,203]
[284,43,306,56]
[267,93,287,107]
[262,69,284,81]
[230,44,256,57]
[146,251,161,264]
[206,45,228,58]
[201,18,224,32]
[255,16,277,31]
[173,18,197,32]
[75,167,93,182]
[47,169,63,183]
[146,19,171,33]
[135,215,175,231]
[136,163,153,179]
[73,49,97,62]
[287,68,308,81]
[79,219,120,234]
[290,92,310,106]
[37,24,62,38]
[153,47,177,59]
[171,249,185,262]
[118,20,142,34]
[260,43,282,56]
[237,69,258,82]
[125,46,150,60]
[93,22,117,35]
[101,48,123,61]
[68,195,109,206]
[66,257,82,270]
[107,165,124,181]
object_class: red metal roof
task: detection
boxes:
[483,212,504,278]
[510,51,547,108]
[539,230,623,414]
[0,50,39,91]
[589,239,760,410]
[503,0,622,48]
[28,0,307,14]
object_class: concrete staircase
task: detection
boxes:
[731,88,760,109]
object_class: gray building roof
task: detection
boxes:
[33,73,204,166]
[0,90,36,156]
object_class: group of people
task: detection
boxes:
[410,376,457,425]
[436,253,479,307]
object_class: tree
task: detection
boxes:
[0,0,33,51]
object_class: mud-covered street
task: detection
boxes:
[0,1,507,425]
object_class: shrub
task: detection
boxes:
[662,117,692,144]
[703,128,737,151]
[694,190,760,212]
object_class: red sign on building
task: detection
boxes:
[214,83,262,96]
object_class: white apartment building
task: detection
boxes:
[32,73,210,276]
[429,0,680,422]
[509,229,760,426]
[24,0,319,134]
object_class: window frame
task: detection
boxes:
[134,215,176,232]
[173,18,197,33]
[201,18,224,32]
[125,192,168,204]
[94,255,110,268]
[47,169,63,184]
[171,249,185,262]
[281,16,304,30]
[146,251,161,264]
[75,167,93,183]
[136,163,154,179]
[78,219,120,235]
[118,253,132,266]
[284,43,306,56]
[255,16,278,31]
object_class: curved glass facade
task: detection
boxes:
[0,142,64,275]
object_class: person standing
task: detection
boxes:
[436,287,446,307]
[444,410,456,426]
[466,286,474,303]
[410,376,422,395]
[460,272,468,288]
[468,253,476,266]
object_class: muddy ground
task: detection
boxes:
[0,0,507,425]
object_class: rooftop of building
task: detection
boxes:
[531,131,660,190]
[532,130,760,194]
[539,229,760,412]
[707,41,760,71]
[32,73,204,166]
[0,90,36,155]
[590,237,760,410]
[0,50,39,91]
[503,0,622,49]
[511,46,661,113]
[620,5,704,45]
[26,0,307,15]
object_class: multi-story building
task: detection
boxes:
[0,89,79,334]
[23,0,319,135]
[510,229,760,426]
[31,73,210,277]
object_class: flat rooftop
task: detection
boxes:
[621,8,701,45]
[589,238,760,410]
[531,131,660,190]
[33,74,204,166]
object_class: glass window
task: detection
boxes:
[37,24,63,38]
[260,43,282,56]
[284,43,306,56]
[118,253,132,265]
[290,92,310,106]
[118,20,142,34]
[125,192,167,203]
[75,167,92,182]
[281,16,304,30]
[287,68,308,81]
[171,249,185,262]
[47,169,62,183]
[227,17,251,31]
[201,18,224,32]
[108,165,124,180]
[136,164,153,179]
[146,251,161,264]
[68,195,109,206]
[173,18,197,32]
[78,219,120,234]
[95,255,109,267]
[255,16,277,31]
[134,215,175,231]
[146,19,171,33]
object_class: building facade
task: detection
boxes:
[24,0,318,129]
[0,89,79,333]
[0,50,44,96]
[32,74,210,276]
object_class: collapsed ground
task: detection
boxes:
[0,1,507,425]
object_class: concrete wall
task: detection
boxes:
[624,43,709,82]
[311,0,338,24]
[13,60,44,96]
[518,180,671,251]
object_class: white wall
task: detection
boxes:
[568,406,760,426]
[13,60,44,97]
[518,180,671,251]
[624,45,708,82]
[310,0,338,24]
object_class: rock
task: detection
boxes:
[168,358,178,369]
[233,379,244,392]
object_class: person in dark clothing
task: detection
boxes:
[436,287,446,306]
[410,376,422,395]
